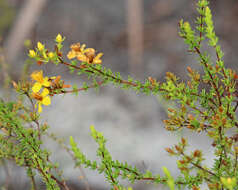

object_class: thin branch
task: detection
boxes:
[233,101,238,112]
[180,152,217,178]
[25,92,41,140]
[55,81,105,95]
[234,153,238,174]
[30,174,37,190]
[198,6,205,45]
[194,46,222,106]
[46,132,91,190]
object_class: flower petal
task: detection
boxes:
[31,70,43,82]
[84,48,95,54]
[71,43,81,52]
[41,88,49,96]
[37,42,44,51]
[77,54,88,62]
[93,59,102,64]
[32,82,42,93]
[38,103,42,113]
[80,44,86,52]
[56,34,63,43]
[95,53,103,59]
[29,50,36,58]
[93,53,103,64]
[42,96,51,106]
[43,77,50,87]
[67,50,77,59]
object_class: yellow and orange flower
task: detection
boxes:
[83,48,103,64]
[31,70,50,93]
[67,43,86,60]
[32,88,51,113]
[67,43,103,64]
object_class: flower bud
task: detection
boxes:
[37,42,44,51]
[29,50,36,58]
[56,34,63,43]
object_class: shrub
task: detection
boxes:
[1,0,238,189]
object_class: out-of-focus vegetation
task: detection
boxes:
[0,0,15,37]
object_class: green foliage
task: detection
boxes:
[163,167,175,190]
[0,98,63,189]
[70,126,169,190]
[1,0,238,189]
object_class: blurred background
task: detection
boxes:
[0,0,238,189]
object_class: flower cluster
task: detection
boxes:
[31,71,51,113]
[28,34,65,66]
[31,70,70,113]
[28,34,103,67]
[67,43,103,64]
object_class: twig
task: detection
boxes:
[181,152,217,178]
[30,174,37,190]
[56,81,105,95]
[46,133,91,190]
[25,92,41,140]
[194,46,222,106]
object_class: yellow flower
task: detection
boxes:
[32,88,51,113]
[67,43,103,64]
[71,43,86,52]
[84,48,95,59]
[76,50,103,64]
[83,48,103,64]
[76,53,88,63]
[48,52,54,59]
[67,43,87,60]
[29,50,36,58]
[56,34,63,43]
[92,52,103,64]
[67,50,77,60]
[37,42,44,51]
[31,70,50,93]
